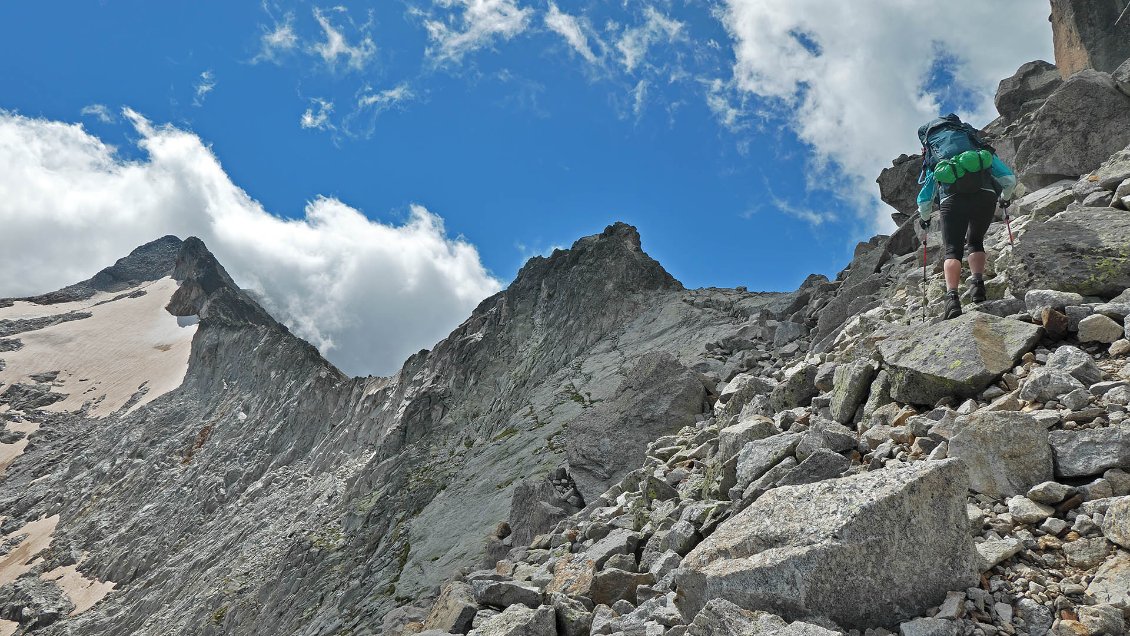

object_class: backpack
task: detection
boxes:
[917,114,996,195]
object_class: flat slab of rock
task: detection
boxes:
[1008,207,1130,297]
[675,459,975,629]
[686,599,840,636]
[878,313,1041,405]
[1049,427,1130,478]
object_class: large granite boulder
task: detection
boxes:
[423,582,479,634]
[878,313,1042,405]
[1049,427,1130,478]
[947,412,1054,497]
[1011,70,1130,187]
[566,352,706,499]
[877,154,924,219]
[675,459,975,629]
[995,60,1063,120]
[1008,207,1130,297]
[475,605,556,636]
[1049,0,1130,76]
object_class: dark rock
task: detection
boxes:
[0,383,67,410]
[877,154,924,217]
[775,448,850,487]
[18,235,182,305]
[995,60,1063,120]
[588,569,654,606]
[1050,0,1130,76]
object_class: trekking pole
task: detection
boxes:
[921,227,928,323]
[1001,200,1014,246]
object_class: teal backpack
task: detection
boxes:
[917,114,996,195]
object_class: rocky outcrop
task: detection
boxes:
[1050,0,1130,77]
[675,460,975,629]
[876,154,923,220]
[995,60,1063,120]
[1008,206,1130,297]
[18,235,182,305]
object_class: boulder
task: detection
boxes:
[566,352,706,499]
[686,599,840,636]
[1008,207,1130,297]
[588,569,654,606]
[1086,550,1130,613]
[675,459,975,629]
[475,605,556,636]
[1102,497,1130,548]
[1014,182,1075,220]
[769,363,819,412]
[545,554,596,597]
[1046,345,1103,385]
[877,154,924,218]
[995,60,1063,120]
[1025,289,1085,319]
[470,580,542,610]
[775,448,850,487]
[1049,0,1130,76]
[1012,70,1130,187]
[1089,143,1130,189]
[424,582,479,634]
[1079,313,1126,343]
[829,360,876,424]
[1049,427,1130,478]
[1018,367,1086,402]
[718,417,777,461]
[898,617,960,636]
[735,433,804,491]
[509,476,582,547]
[878,312,1042,405]
[947,412,1054,497]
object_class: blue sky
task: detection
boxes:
[0,1,1053,375]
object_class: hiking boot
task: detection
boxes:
[944,291,962,320]
[970,277,986,304]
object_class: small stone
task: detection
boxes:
[1008,496,1055,524]
[1060,388,1091,410]
[1040,517,1069,536]
[934,590,965,620]
[1027,481,1073,504]
[975,538,1022,571]
[898,617,960,636]
[1110,339,1130,357]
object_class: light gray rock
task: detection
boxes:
[1015,183,1075,220]
[1101,497,1130,548]
[425,581,480,634]
[878,313,1041,405]
[1064,537,1109,568]
[587,530,641,569]
[735,433,804,491]
[769,363,819,412]
[676,459,975,629]
[776,448,850,487]
[1079,313,1126,344]
[1007,495,1055,524]
[1077,604,1125,636]
[1018,367,1086,402]
[796,419,856,460]
[947,412,1054,497]
[475,604,556,636]
[898,617,959,636]
[685,599,840,636]
[1027,480,1072,504]
[471,579,543,610]
[718,418,777,462]
[1090,143,1130,190]
[1046,345,1103,386]
[1009,207,1130,297]
[1116,58,1130,97]
[549,594,593,636]
[975,537,1023,571]
[1015,597,1054,636]
[1025,289,1086,320]
[1049,427,1130,478]
[1087,549,1130,612]
[829,360,876,424]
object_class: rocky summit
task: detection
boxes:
[4,13,1130,636]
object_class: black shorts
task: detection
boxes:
[939,190,997,260]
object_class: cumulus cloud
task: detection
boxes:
[193,70,216,106]
[253,12,299,64]
[425,0,532,63]
[0,109,502,377]
[718,0,1052,229]
[616,6,684,73]
[545,3,598,64]
[80,104,115,123]
[300,98,335,130]
[312,7,376,70]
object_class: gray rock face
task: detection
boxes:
[1012,70,1130,186]
[508,474,583,547]
[1115,58,1130,96]
[567,352,706,499]
[1049,0,1130,76]
[829,360,876,424]
[735,433,804,491]
[676,460,976,629]
[995,60,1063,120]
[947,412,1054,497]
[1049,427,1130,477]
[1008,207,1130,297]
[475,604,556,636]
[878,313,1042,405]
[1046,345,1103,385]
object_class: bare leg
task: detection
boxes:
[968,251,986,276]
[944,258,962,290]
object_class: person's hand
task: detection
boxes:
[998,198,1011,209]
[920,218,931,230]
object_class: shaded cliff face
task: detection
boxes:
[0,223,794,635]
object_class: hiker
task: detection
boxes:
[916,114,1017,320]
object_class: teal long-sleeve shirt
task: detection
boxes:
[917,156,1017,219]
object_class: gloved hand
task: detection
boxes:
[998,198,1011,209]
[920,218,931,230]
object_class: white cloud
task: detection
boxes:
[312,7,376,70]
[193,70,216,107]
[545,3,598,64]
[253,13,299,64]
[425,0,532,64]
[80,104,115,123]
[632,79,648,119]
[718,0,1053,230]
[0,109,502,377]
[616,6,684,73]
[300,98,335,130]
[357,83,414,111]
[704,79,744,131]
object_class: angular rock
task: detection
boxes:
[719,372,775,405]
[796,419,856,460]
[717,418,776,462]
[1013,70,1130,186]
[1009,207,1130,297]
[424,581,479,634]
[1079,313,1125,343]
[1018,367,1086,402]
[735,433,803,491]
[475,604,556,636]
[1049,427,1130,478]
[1015,183,1075,220]
[1116,58,1130,96]
[676,459,975,629]
[879,312,1042,406]
[586,529,640,569]
[567,353,705,499]
[1102,497,1130,549]
[975,537,1023,571]
[546,554,596,597]
[1046,345,1103,386]
[829,361,876,424]
[898,617,959,636]
[776,448,850,487]
[947,412,1054,497]
[1090,144,1130,189]
[1050,1,1130,76]
[1026,289,1086,320]
[1007,495,1055,524]
[588,568,655,606]
[685,599,840,636]
[549,594,593,636]
[1087,549,1130,612]
[470,579,542,610]
[1027,480,1073,504]
[1064,537,1109,568]
[995,60,1063,120]
[769,363,819,412]
[1077,604,1125,636]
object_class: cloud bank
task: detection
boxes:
[0,109,502,377]
[718,0,1053,229]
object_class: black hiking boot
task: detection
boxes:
[944,291,962,320]
[970,277,986,304]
